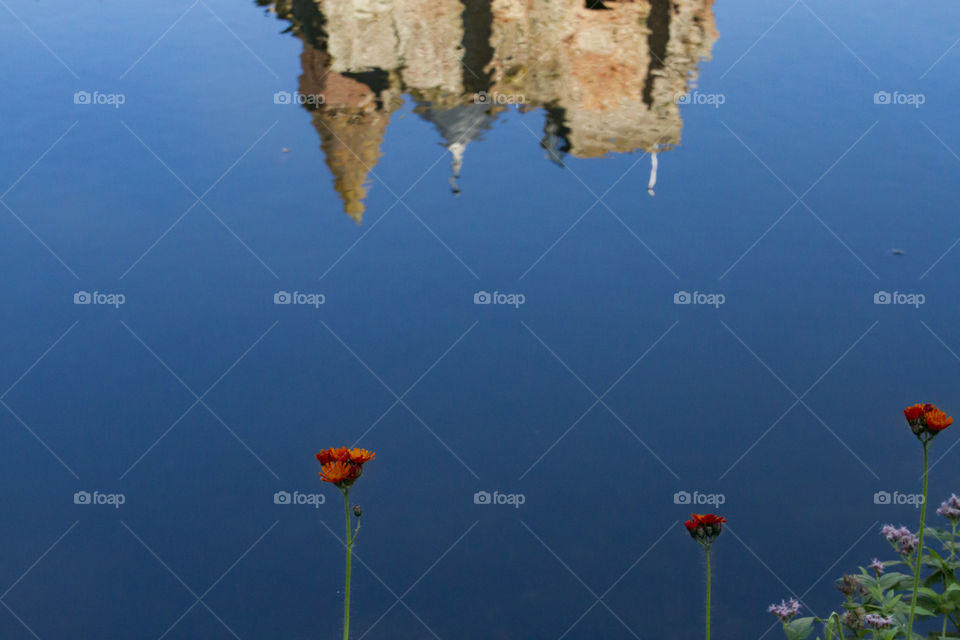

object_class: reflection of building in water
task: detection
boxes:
[260,0,717,222]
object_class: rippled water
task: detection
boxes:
[2,0,960,638]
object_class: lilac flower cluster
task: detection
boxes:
[869,558,884,576]
[767,598,801,622]
[864,613,894,629]
[881,524,919,557]
[938,494,960,521]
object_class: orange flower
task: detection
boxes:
[316,446,376,487]
[904,403,953,438]
[925,408,953,432]
[691,513,727,526]
[319,461,360,484]
[904,404,925,423]
[316,447,349,464]
[346,448,375,464]
[684,513,727,545]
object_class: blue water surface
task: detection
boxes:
[1,0,960,638]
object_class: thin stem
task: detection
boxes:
[943,522,952,640]
[343,489,353,640]
[705,546,711,640]
[951,520,957,563]
[907,440,930,640]
[834,614,844,639]
[947,521,959,639]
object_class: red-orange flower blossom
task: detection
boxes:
[684,513,727,546]
[316,446,375,486]
[904,404,927,423]
[925,408,953,432]
[691,514,727,527]
[319,461,360,484]
[904,403,952,439]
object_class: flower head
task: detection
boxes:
[316,446,375,488]
[842,607,866,631]
[938,494,960,521]
[904,404,927,423]
[319,461,360,485]
[869,557,884,576]
[881,524,919,557]
[904,403,952,440]
[316,447,349,464]
[346,448,375,464]
[864,614,894,630]
[684,513,726,546]
[767,598,800,622]
[837,574,866,597]
[925,408,953,432]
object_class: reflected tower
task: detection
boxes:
[260,0,718,221]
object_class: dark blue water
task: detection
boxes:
[2,0,960,637]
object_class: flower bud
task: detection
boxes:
[353,504,363,518]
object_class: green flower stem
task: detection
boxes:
[907,440,930,640]
[951,520,957,563]
[343,489,353,640]
[705,546,711,640]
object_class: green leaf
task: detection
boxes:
[784,617,816,640]
[879,571,913,591]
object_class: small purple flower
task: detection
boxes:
[881,524,919,557]
[768,598,801,622]
[869,558,884,576]
[938,494,960,521]
[899,533,920,557]
[864,613,894,629]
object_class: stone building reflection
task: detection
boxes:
[259,0,718,223]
